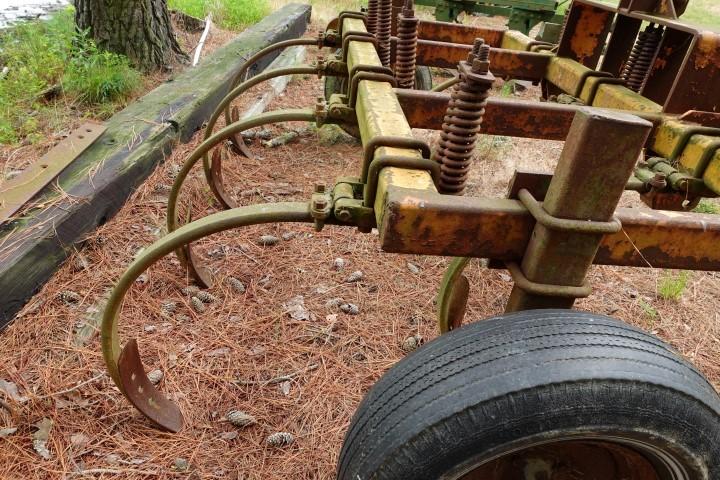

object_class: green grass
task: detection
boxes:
[694,199,720,214]
[658,270,690,301]
[169,0,271,30]
[0,8,140,145]
[587,0,720,30]
[270,0,366,25]
[638,298,658,319]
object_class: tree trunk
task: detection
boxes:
[75,0,188,71]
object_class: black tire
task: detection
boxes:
[337,309,720,480]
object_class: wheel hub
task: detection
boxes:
[461,440,661,480]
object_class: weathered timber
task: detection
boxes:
[0,3,311,328]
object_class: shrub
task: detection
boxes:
[62,30,140,104]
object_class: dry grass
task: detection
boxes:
[2,24,720,480]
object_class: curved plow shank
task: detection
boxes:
[223,35,332,159]
[119,339,183,432]
[201,65,319,210]
[437,257,471,333]
[167,109,316,287]
[102,202,314,430]
[228,106,255,160]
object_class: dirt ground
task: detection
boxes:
[2,19,720,480]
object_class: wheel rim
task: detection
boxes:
[448,437,692,480]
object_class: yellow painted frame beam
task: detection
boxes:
[343,17,436,228]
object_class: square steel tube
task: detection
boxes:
[343,17,438,228]
[378,187,720,271]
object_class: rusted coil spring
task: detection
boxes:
[622,24,664,93]
[376,0,392,67]
[395,0,419,89]
[367,0,379,35]
[434,42,493,195]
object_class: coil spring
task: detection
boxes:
[434,42,492,195]
[376,0,392,67]
[622,25,663,93]
[395,0,418,89]
[366,0,379,36]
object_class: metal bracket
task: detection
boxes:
[363,155,440,207]
[337,10,368,37]
[669,126,720,162]
[572,70,613,99]
[518,189,622,234]
[311,183,333,231]
[332,178,376,232]
[361,135,431,182]
[506,262,592,298]
[342,34,377,63]
[348,71,398,108]
[318,30,340,49]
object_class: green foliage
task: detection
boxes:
[168,0,270,30]
[500,81,514,97]
[658,270,690,301]
[638,298,658,320]
[0,8,74,143]
[0,8,140,144]
[62,30,140,104]
[693,200,720,215]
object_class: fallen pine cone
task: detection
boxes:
[147,369,164,385]
[227,410,257,428]
[195,290,217,304]
[59,290,81,305]
[266,432,294,447]
[227,277,246,293]
[190,296,205,313]
[401,335,424,353]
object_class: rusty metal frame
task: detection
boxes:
[0,123,106,225]
[103,4,720,433]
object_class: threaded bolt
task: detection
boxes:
[472,38,485,55]
[472,45,491,74]
[650,172,668,189]
[467,37,484,63]
[402,0,414,16]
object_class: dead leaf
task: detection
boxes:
[0,427,17,438]
[70,433,90,448]
[32,418,53,459]
[206,347,230,357]
[0,379,28,403]
[220,431,238,440]
[280,381,291,396]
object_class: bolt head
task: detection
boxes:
[314,198,328,209]
[337,209,352,221]
[472,58,490,75]
[314,183,326,194]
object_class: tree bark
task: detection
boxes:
[75,0,188,71]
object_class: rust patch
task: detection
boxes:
[694,34,720,70]
[570,9,611,64]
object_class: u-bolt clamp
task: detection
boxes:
[337,10,368,38]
